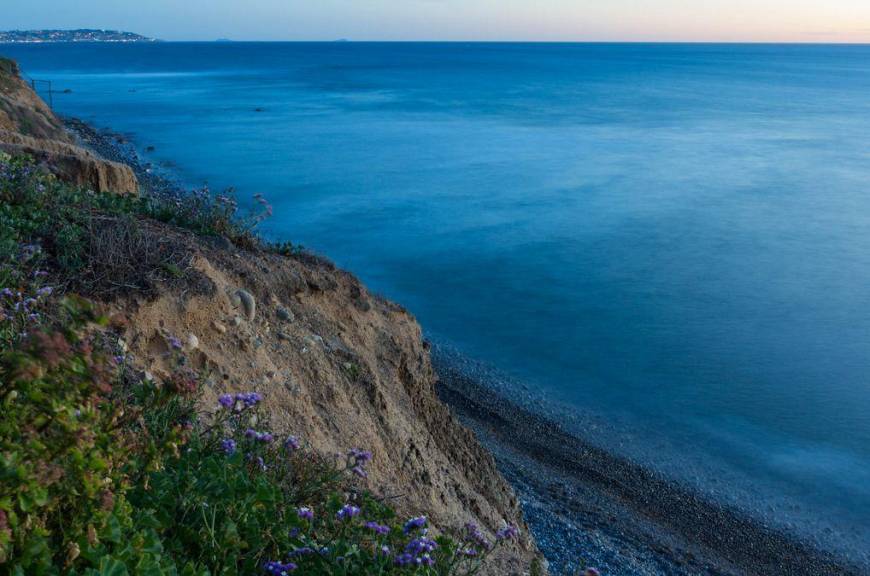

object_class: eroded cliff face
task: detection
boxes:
[106,223,541,574]
[0,57,138,194]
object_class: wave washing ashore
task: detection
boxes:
[63,117,869,576]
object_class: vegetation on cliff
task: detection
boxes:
[0,153,530,575]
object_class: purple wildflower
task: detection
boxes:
[35,286,53,297]
[263,560,297,575]
[0,288,13,298]
[348,448,372,463]
[168,336,183,350]
[405,537,438,556]
[297,506,313,520]
[221,438,237,455]
[336,504,361,521]
[380,545,391,556]
[235,392,262,408]
[584,570,601,576]
[218,393,234,409]
[464,522,492,550]
[364,521,390,535]
[495,524,520,541]
[288,547,314,557]
[395,538,437,567]
[245,429,273,442]
[351,465,368,479]
[403,515,427,534]
[284,435,300,451]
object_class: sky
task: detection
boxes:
[3,0,870,43]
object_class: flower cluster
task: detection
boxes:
[245,428,274,443]
[347,447,373,479]
[364,521,390,536]
[395,536,438,567]
[263,560,297,575]
[218,391,263,411]
[284,435,300,451]
[403,515,427,534]
[496,524,520,541]
[336,504,361,521]
[464,522,492,551]
[296,507,313,521]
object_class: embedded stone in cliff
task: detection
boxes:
[276,306,294,322]
[233,289,256,320]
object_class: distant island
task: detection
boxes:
[0,29,156,43]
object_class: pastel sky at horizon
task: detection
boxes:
[4,0,870,43]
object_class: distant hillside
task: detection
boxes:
[0,29,156,43]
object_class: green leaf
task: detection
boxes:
[97,557,129,576]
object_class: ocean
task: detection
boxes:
[4,41,870,564]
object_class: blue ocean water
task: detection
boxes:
[5,42,870,560]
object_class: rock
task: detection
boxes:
[233,289,256,321]
[276,306,294,322]
[186,334,199,350]
[212,321,227,334]
[277,331,292,341]
[230,316,242,328]
[210,236,234,251]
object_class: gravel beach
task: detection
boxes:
[64,116,183,199]
[433,346,868,576]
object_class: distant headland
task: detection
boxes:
[0,29,156,43]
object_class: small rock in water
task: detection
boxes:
[233,289,256,321]
[276,306,294,322]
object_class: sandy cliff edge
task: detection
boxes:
[0,57,138,195]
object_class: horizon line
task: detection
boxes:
[5,39,870,46]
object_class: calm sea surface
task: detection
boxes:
[5,42,870,560]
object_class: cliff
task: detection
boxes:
[106,222,539,574]
[0,57,138,194]
[0,56,542,574]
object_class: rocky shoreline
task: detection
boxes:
[64,116,182,199]
[432,346,868,576]
[63,116,868,576]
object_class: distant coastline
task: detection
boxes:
[0,29,156,44]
